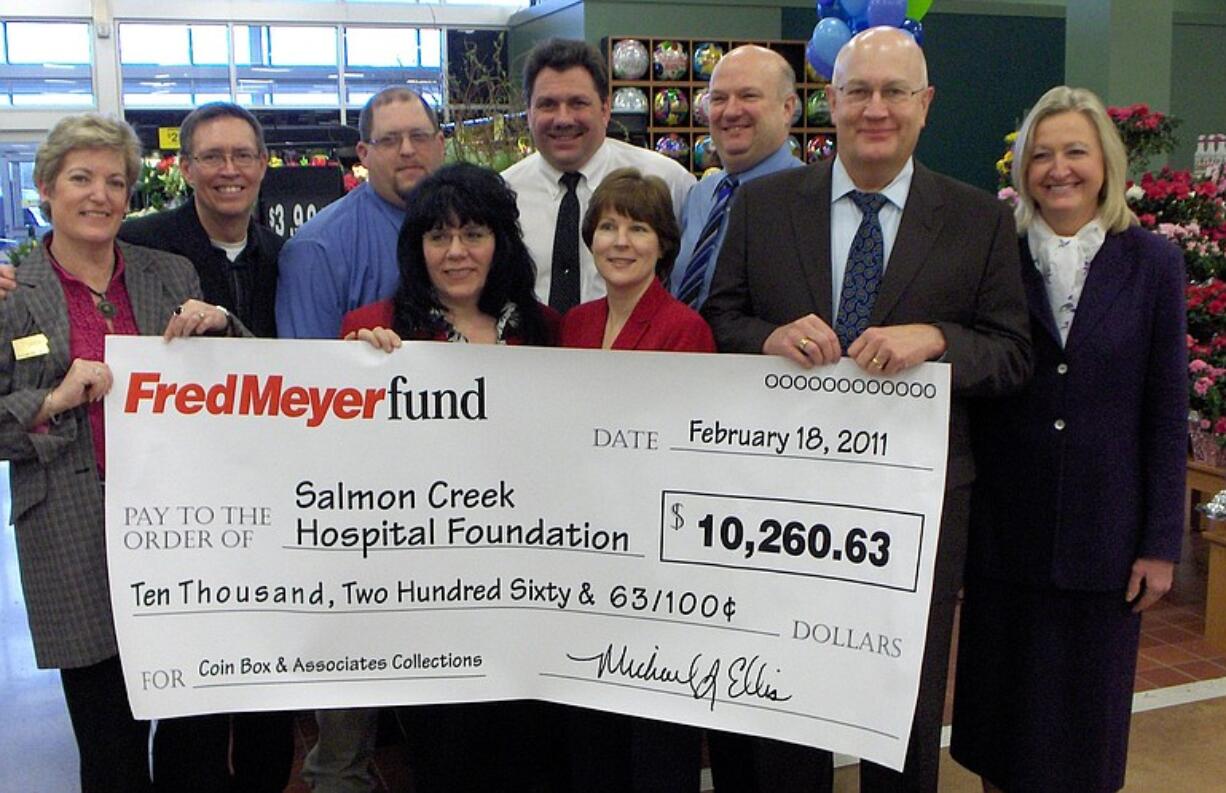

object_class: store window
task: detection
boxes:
[343,27,444,110]
[120,23,231,108]
[235,25,341,107]
[0,21,93,107]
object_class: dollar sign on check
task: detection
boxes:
[669,502,685,530]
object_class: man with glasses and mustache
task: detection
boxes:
[120,102,281,338]
[277,86,446,340]
[116,102,294,792]
[703,27,1030,793]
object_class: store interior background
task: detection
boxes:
[2,0,1226,790]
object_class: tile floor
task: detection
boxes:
[2,471,1223,791]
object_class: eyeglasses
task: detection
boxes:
[190,149,262,170]
[368,129,437,151]
[423,226,493,248]
[834,83,927,107]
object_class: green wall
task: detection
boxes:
[1171,16,1226,171]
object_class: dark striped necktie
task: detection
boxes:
[675,175,738,307]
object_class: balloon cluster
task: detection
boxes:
[806,0,932,80]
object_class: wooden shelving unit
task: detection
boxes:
[603,36,837,175]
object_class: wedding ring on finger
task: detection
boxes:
[797,337,811,353]
[871,356,884,368]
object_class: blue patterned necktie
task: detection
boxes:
[834,191,889,350]
[675,175,738,307]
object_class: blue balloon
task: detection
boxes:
[866,0,907,27]
[849,14,870,34]
[841,0,870,17]
[805,38,834,80]
[816,0,836,8]
[819,0,848,21]
[901,16,924,45]
[808,17,852,79]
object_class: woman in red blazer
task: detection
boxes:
[557,168,711,793]
[950,87,1187,793]
[560,167,714,353]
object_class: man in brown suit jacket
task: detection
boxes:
[702,27,1031,793]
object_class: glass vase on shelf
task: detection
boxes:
[1190,411,1226,467]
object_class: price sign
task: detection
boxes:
[258,166,344,240]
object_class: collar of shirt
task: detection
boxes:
[829,156,915,319]
[735,141,804,183]
[535,139,614,199]
[831,155,914,211]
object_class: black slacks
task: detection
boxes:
[60,654,153,793]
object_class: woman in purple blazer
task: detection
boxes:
[950,86,1187,793]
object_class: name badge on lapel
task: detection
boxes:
[12,333,50,360]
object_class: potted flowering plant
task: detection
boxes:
[1108,103,1182,173]
[129,152,186,216]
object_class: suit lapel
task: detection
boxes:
[16,248,72,374]
[1063,232,1130,352]
[870,163,943,325]
[119,242,170,335]
[614,278,664,350]
[1018,240,1062,346]
[792,162,833,322]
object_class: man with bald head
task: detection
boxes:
[704,27,1030,793]
[670,45,803,308]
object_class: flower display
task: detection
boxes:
[1133,167,1226,282]
[130,152,186,216]
[1107,103,1181,172]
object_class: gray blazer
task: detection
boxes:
[0,241,213,668]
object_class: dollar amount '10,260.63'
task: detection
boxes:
[697,513,890,567]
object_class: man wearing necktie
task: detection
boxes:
[703,27,1031,793]
[670,45,803,309]
[503,39,695,313]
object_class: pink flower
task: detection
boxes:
[1215,417,1226,436]
[1191,358,1211,373]
[1138,213,1157,226]
[996,186,1018,205]
[1195,377,1215,396]
[1202,418,1213,430]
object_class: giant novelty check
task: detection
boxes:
[105,337,950,770]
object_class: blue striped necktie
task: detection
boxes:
[834,191,888,350]
[675,175,738,307]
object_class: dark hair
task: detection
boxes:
[359,87,440,141]
[522,38,609,103]
[179,102,266,156]
[393,163,550,344]
[582,167,680,282]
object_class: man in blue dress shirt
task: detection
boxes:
[669,45,803,309]
[276,87,446,340]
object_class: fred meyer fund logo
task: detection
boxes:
[123,372,487,426]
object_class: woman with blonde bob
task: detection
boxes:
[0,114,246,793]
[950,86,1187,793]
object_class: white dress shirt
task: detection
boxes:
[503,137,696,304]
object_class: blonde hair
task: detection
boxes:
[34,114,142,220]
[1012,85,1136,234]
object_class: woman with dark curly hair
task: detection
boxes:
[341,161,555,348]
[341,161,555,792]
